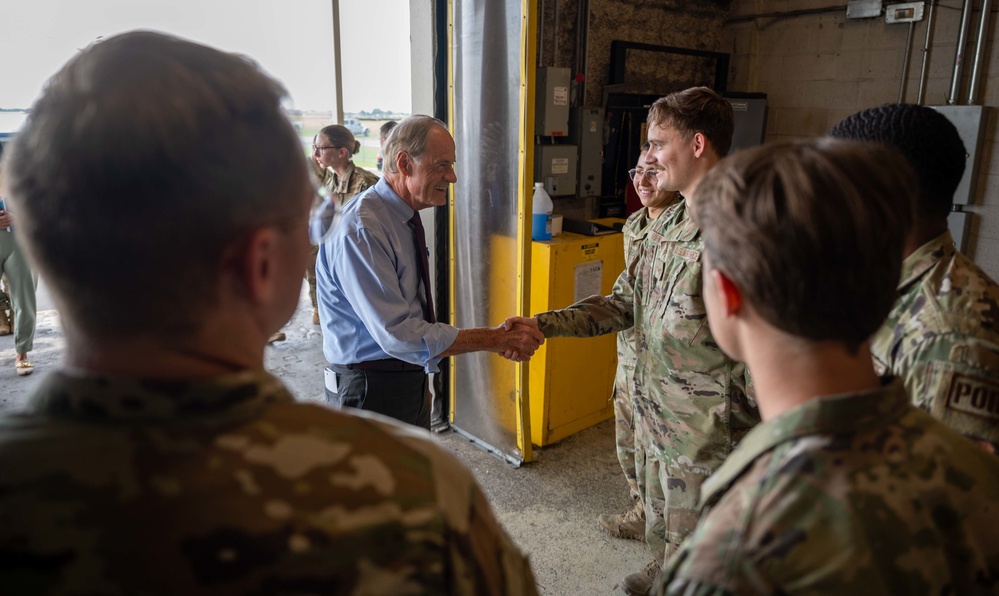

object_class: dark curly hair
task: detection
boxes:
[829,104,966,221]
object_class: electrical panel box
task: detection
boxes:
[885,2,924,23]
[932,105,989,206]
[727,97,767,152]
[536,144,578,196]
[536,67,571,136]
[847,0,882,19]
[570,107,604,198]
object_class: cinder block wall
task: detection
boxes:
[723,0,999,278]
[538,0,729,105]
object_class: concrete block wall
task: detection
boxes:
[583,1,729,106]
[538,0,729,108]
[723,0,999,279]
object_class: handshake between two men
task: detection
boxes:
[497,315,544,362]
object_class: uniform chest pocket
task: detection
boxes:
[638,240,669,308]
[647,242,707,346]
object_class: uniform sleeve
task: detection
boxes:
[898,333,999,449]
[535,260,636,338]
[455,485,540,596]
[653,521,737,596]
[386,424,539,596]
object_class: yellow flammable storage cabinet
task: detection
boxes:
[529,223,626,446]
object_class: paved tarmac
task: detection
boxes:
[0,283,648,595]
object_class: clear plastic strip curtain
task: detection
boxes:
[450,0,527,464]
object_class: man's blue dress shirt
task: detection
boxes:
[316,177,459,372]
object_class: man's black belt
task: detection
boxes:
[337,358,424,372]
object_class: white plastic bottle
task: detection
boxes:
[532,182,553,241]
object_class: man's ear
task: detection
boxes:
[234,227,280,306]
[396,152,411,175]
[712,268,743,317]
[691,132,707,159]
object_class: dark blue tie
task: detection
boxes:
[409,213,435,323]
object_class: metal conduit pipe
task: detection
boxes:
[917,0,937,105]
[554,0,560,67]
[899,21,916,103]
[539,0,546,68]
[948,0,975,105]
[575,0,588,105]
[968,0,994,104]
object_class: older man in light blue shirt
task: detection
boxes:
[316,115,543,428]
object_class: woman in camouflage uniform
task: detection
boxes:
[304,125,379,326]
[314,124,379,206]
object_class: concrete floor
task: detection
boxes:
[0,283,650,595]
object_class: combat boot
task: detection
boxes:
[597,498,645,541]
[622,560,660,596]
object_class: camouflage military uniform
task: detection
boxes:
[655,379,999,595]
[332,162,379,207]
[614,207,659,502]
[872,231,999,452]
[0,370,538,595]
[537,199,758,565]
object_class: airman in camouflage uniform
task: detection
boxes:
[656,380,999,595]
[627,199,756,573]
[599,149,682,541]
[656,139,999,596]
[830,104,999,453]
[521,88,759,595]
[873,233,999,452]
[1,31,538,595]
[307,129,379,324]
[0,370,537,595]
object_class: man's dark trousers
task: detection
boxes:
[325,360,432,429]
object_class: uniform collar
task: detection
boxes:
[698,378,910,508]
[649,198,699,242]
[899,231,956,292]
[332,162,358,194]
[25,368,294,423]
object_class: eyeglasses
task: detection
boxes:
[628,168,660,181]
[312,145,341,153]
[309,185,341,245]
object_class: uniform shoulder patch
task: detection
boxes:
[946,372,999,421]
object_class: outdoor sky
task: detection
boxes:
[0,0,412,114]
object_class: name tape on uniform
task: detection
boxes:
[946,372,999,421]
